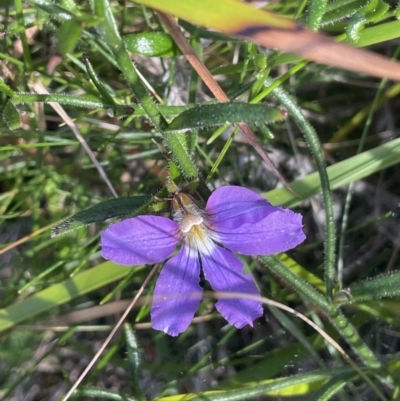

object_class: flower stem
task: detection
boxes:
[164,133,199,180]
[261,255,330,311]
[262,255,392,384]
[266,79,336,300]
[91,0,198,180]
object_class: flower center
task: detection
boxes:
[178,211,207,246]
[171,192,213,252]
[180,213,204,233]
[181,218,210,253]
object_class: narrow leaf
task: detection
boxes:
[28,0,74,21]
[56,17,84,56]
[0,78,15,97]
[166,103,286,132]
[75,387,138,400]
[2,101,21,129]
[124,324,145,400]
[51,196,152,237]
[278,254,326,293]
[0,262,134,332]
[349,270,400,302]
[266,137,400,208]
[153,368,356,400]
[310,372,355,401]
[12,93,118,109]
[357,20,400,47]
[83,54,116,110]
[123,32,181,57]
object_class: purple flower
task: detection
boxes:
[101,186,305,336]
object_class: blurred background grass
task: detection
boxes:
[1,0,400,400]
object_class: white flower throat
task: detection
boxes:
[172,192,214,253]
[180,213,204,233]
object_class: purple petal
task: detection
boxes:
[151,246,203,336]
[206,186,278,229]
[101,216,179,265]
[201,245,263,328]
[214,208,305,255]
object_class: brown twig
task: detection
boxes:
[157,12,297,194]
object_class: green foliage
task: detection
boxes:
[56,18,84,56]
[123,32,182,57]
[349,270,400,302]
[346,0,390,43]
[2,100,21,129]
[1,0,400,400]
[166,103,286,132]
[124,325,146,400]
[51,196,152,237]
[303,0,393,43]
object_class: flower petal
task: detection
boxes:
[151,246,202,336]
[201,244,263,328]
[206,186,278,229]
[215,208,305,255]
[101,216,179,265]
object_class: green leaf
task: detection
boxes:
[356,20,400,47]
[2,101,21,129]
[265,137,400,208]
[261,255,330,313]
[166,103,286,132]
[12,92,119,109]
[349,270,400,302]
[83,54,117,111]
[319,0,366,27]
[0,78,15,97]
[27,0,99,25]
[278,254,326,293]
[123,32,181,57]
[75,387,138,400]
[0,262,135,332]
[124,324,146,400]
[56,17,84,56]
[307,0,329,30]
[28,0,75,21]
[310,372,355,400]
[153,368,356,400]
[51,196,152,237]
[356,300,400,328]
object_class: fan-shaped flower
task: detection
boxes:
[101,186,305,336]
